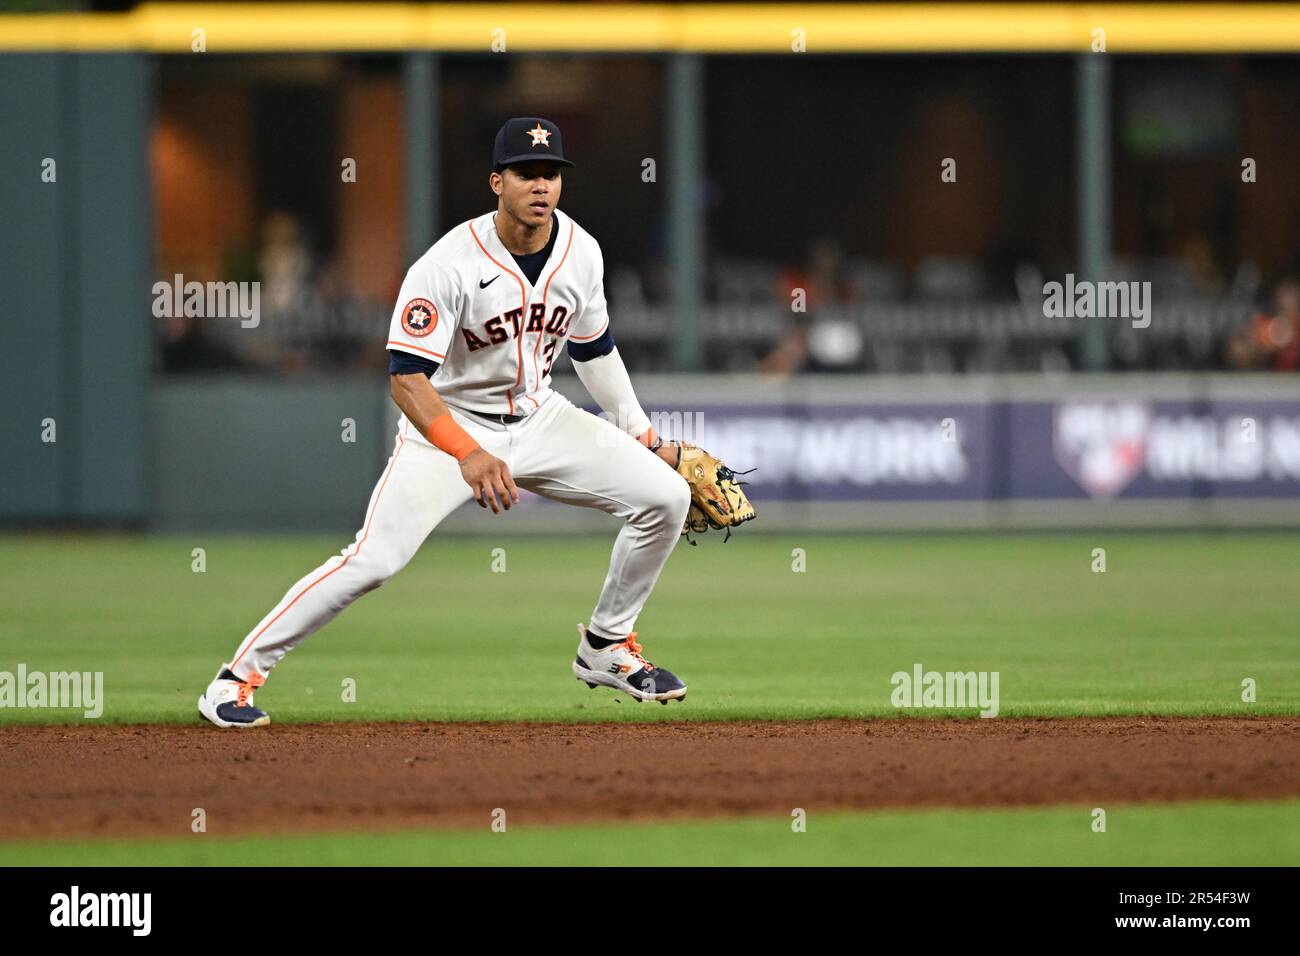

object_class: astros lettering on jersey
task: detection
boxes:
[386,209,608,421]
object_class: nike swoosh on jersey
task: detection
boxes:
[479,275,500,289]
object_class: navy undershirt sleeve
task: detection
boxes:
[567,326,616,362]
[388,349,441,377]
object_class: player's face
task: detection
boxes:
[492,162,563,228]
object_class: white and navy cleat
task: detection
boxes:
[572,623,687,705]
[198,663,271,728]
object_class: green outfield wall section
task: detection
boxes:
[0,54,151,523]
[149,379,394,533]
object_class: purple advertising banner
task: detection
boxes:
[632,399,1300,502]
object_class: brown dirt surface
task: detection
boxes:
[2,717,1298,841]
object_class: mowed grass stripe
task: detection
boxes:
[0,532,1296,724]
[2,799,1297,866]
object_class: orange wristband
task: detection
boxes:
[426,414,481,462]
[636,426,658,449]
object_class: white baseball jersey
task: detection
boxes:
[221,204,691,692]
[386,209,609,425]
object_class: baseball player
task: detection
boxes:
[198,117,695,728]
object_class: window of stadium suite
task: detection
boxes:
[150,53,667,377]
[705,54,1300,376]
[152,55,394,376]
[1111,56,1300,374]
[705,55,1076,375]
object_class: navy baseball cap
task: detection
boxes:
[493,117,575,172]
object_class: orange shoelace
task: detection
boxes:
[235,671,265,707]
[624,632,654,671]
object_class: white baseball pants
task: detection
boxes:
[227,391,691,680]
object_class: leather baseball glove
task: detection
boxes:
[665,441,756,543]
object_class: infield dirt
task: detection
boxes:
[3,717,1298,841]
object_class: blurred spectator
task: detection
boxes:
[761,238,862,376]
[1227,278,1300,371]
[259,211,314,315]
[314,258,388,374]
[775,237,858,312]
[1178,235,1226,295]
[165,209,398,377]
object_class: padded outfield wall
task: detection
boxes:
[133,373,1300,534]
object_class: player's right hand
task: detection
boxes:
[460,449,521,514]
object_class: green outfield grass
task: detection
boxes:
[0,531,1296,724]
[3,799,1296,866]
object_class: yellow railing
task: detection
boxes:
[2,4,1300,53]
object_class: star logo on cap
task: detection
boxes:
[526,123,552,147]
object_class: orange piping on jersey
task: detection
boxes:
[540,218,575,302]
[470,220,528,415]
[387,340,446,360]
[230,425,409,673]
[531,218,577,400]
[569,317,610,342]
